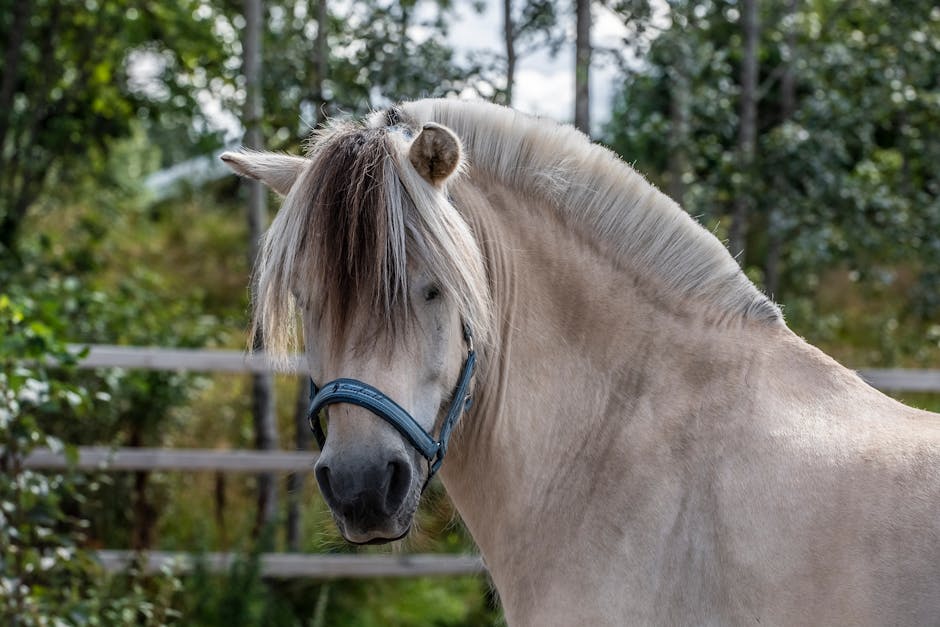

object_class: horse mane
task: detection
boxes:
[252,120,492,364]
[377,99,782,326]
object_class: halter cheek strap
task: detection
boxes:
[306,324,477,485]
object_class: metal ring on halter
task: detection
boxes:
[306,324,476,488]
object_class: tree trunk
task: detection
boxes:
[0,174,44,266]
[285,0,328,548]
[286,377,312,551]
[765,0,795,298]
[129,428,155,550]
[311,0,328,124]
[0,0,30,157]
[729,0,759,263]
[0,1,54,262]
[0,202,25,259]
[503,0,516,105]
[214,472,228,548]
[0,0,32,266]
[244,0,279,539]
[668,60,690,207]
[251,379,278,540]
[574,0,591,136]
[131,469,155,550]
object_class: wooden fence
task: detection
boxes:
[27,344,940,577]
[95,551,485,578]
[29,345,491,578]
[24,447,315,473]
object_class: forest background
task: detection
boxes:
[1,0,938,624]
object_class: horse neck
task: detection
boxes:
[439,175,788,620]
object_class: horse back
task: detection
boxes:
[725,329,940,624]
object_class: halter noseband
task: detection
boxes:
[306,324,477,486]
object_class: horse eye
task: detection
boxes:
[424,286,441,302]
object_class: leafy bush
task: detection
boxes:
[3,264,220,550]
[0,290,183,626]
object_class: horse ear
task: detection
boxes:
[408,123,462,187]
[220,150,309,196]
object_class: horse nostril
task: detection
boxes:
[315,463,337,508]
[384,459,412,513]
[315,455,413,522]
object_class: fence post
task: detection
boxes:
[287,377,312,551]
[242,0,279,539]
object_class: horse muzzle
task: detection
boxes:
[314,449,418,544]
[306,324,477,543]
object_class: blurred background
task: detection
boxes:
[1,0,938,624]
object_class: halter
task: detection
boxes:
[307,323,477,486]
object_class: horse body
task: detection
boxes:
[442,169,940,625]
[222,99,940,625]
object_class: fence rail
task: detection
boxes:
[94,550,485,578]
[24,447,316,473]
[66,344,303,374]
[67,344,940,392]
[857,369,940,393]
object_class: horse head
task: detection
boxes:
[222,119,491,544]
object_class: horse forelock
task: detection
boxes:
[252,119,492,365]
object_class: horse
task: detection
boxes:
[221,99,940,625]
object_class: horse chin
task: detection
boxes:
[338,520,413,545]
[343,526,412,545]
[333,498,419,545]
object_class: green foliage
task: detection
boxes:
[0,294,85,624]
[511,0,565,56]
[0,291,183,626]
[4,110,230,546]
[0,0,232,259]
[180,548,296,626]
[170,547,501,627]
[1,249,220,548]
[605,0,940,364]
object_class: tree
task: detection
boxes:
[0,0,228,263]
[574,0,592,134]
[606,0,940,361]
[241,0,280,537]
[729,0,759,261]
[1,285,186,624]
[764,0,797,297]
[500,0,563,105]
[572,0,656,136]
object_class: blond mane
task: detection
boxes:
[380,99,782,326]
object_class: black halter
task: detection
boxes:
[306,324,477,485]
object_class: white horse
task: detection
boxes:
[222,99,940,626]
